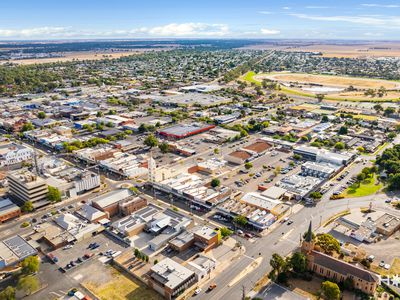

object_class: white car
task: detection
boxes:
[384,264,391,270]
[63,245,73,250]
[237,229,244,235]
[194,288,202,295]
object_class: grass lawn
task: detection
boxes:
[241,71,261,85]
[84,267,162,300]
[341,175,382,198]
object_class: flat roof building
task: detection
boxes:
[158,123,215,140]
[7,169,49,208]
[0,198,21,223]
[149,258,196,300]
[0,235,37,270]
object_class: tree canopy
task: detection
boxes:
[321,281,340,300]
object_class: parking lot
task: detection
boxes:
[49,233,127,272]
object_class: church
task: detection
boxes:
[301,222,380,295]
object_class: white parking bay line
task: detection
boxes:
[73,274,83,281]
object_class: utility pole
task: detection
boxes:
[242,285,246,300]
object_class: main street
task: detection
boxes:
[198,190,400,300]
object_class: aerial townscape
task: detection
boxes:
[1,1,400,300]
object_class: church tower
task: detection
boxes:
[301,221,315,254]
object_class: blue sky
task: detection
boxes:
[1,0,400,40]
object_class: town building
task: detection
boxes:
[0,235,37,270]
[158,123,215,140]
[148,257,196,300]
[294,146,354,166]
[91,189,146,218]
[0,198,21,223]
[0,142,33,167]
[302,222,379,295]
[7,169,49,208]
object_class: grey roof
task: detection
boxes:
[311,250,379,283]
[2,235,37,260]
[91,189,132,208]
[151,258,194,289]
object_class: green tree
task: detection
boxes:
[356,172,366,182]
[158,142,169,153]
[384,107,396,116]
[338,126,348,135]
[21,122,34,132]
[21,256,40,275]
[211,178,221,188]
[309,192,322,200]
[144,134,158,148]
[321,281,340,300]
[17,276,40,295]
[290,252,307,274]
[220,227,233,238]
[373,104,383,113]
[233,215,248,227]
[37,111,46,119]
[244,162,253,170]
[334,142,345,150]
[316,234,340,254]
[0,286,15,300]
[21,201,34,213]
[47,186,61,202]
[321,115,329,123]
[388,132,396,140]
[269,253,287,280]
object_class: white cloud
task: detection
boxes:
[258,11,273,15]
[282,6,291,10]
[0,23,231,38]
[260,28,280,35]
[0,27,72,37]
[289,13,400,27]
[305,6,331,9]
[361,3,400,8]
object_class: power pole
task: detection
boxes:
[242,285,246,300]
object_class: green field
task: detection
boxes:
[242,71,261,85]
[341,175,382,198]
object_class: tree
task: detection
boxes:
[214,148,219,155]
[388,132,396,140]
[316,94,325,102]
[37,111,46,119]
[220,227,233,238]
[309,192,322,200]
[269,253,286,280]
[144,134,158,148]
[321,281,340,300]
[316,234,340,254]
[233,215,248,227]
[321,115,329,123]
[21,256,40,275]
[244,162,253,170]
[0,286,15,300]
[17,276,40,295]
[356,173,366,182]
[334,142,345,150]
[47,186,61,202]
[338,126,348,135]
[373,104,383,113]
[384,107,396,116]
[211,178,221,188]
[21,122,34,132]
[21,201,34,213]
[158,142,169,153]
[290,252,307,274]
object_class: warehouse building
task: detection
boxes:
[0,235,37,270]
[0,198,21,223]
[158,123,215,140]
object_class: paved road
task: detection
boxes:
[197,191,399,300]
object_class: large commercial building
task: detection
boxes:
[294,146,354,166]
[158,123,215,140]
[7,169,49,208]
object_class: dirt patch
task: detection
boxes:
[258,73,399,89]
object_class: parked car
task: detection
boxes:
[208,283,217,291]
[194,288,202,295]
